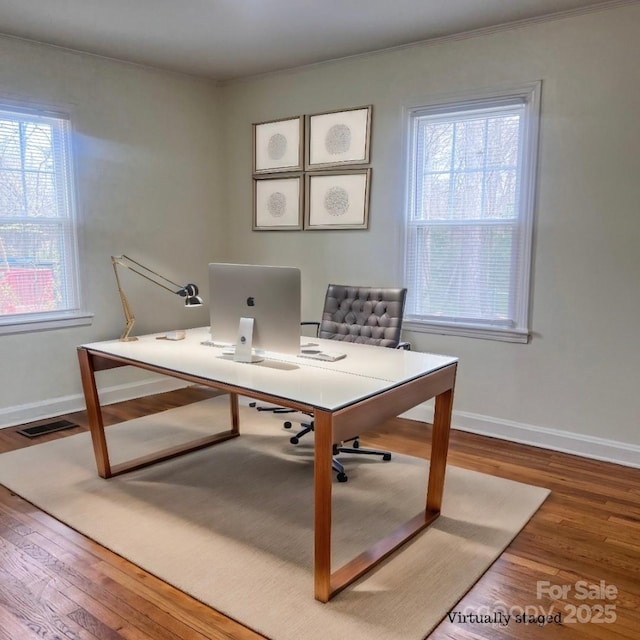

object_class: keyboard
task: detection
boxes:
[201,341,346,362]
[298,351,346,362]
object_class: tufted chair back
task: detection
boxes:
[318,284,407,348]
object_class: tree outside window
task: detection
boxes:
[403,83,541,342]
[0,104,87,334]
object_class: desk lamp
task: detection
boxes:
[111,254,203,341]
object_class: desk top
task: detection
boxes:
[81,327,457,412]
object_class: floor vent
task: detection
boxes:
[17,420,78,438]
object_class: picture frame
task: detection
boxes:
[305,169,371,230]
[253,174,303,230]
[306,105,372,169]
[253,116,304,174]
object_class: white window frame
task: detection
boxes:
[401,82,541,343]
[0,99,92,335]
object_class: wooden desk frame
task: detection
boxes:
[77,346,457,603]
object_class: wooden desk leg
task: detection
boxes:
[77,348,112,478]
[229,393,239,434]
[426,387,454,513]
[313,410,333,603]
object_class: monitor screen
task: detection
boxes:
[208,263,301,356]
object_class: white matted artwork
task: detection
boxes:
[305,169,371,230]
[253,175,303,230]
[307,106,372,169]
[253,116,303,174]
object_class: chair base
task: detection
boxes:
[338,445,392,461]
[294,424,392,481]
[252,406,390,483]
[289,422,313,445]
[332,456,348,483]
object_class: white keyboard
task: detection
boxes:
[298,350,346,362]
[201,340,346,362]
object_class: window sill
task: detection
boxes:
[404,320,530,343]
[0,311,94,336]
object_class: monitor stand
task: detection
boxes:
[234,317,264,363]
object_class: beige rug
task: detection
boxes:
[0,396,549,640]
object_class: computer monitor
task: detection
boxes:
[208,263,301,360]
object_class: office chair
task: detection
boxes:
[255,284,409,482]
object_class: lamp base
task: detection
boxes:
[119,336,138,342]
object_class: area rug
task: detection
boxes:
[0,396,549,640]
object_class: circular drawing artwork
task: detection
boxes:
[324,186,349,216]
[325,124,351,155]
[267,191,287,218]
[268,133,287,160]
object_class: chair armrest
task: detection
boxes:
[396,341,411,351]
[301,321,320,337]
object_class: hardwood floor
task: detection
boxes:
[1,386,638,639]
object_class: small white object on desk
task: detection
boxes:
[157,330,186,341]
[299,351,346,362]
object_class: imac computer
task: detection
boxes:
[207,263,301,362]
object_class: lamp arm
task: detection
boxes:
[111,255,202,342]
[113,254,186,294]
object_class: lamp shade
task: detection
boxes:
[178,283,203,306]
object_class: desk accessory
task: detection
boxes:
[111,254,202,342]
[156,330,186,341]
[298,351,346,362]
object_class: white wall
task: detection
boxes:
[0,36,224,419]
[220,5,640,462]
[1,6,638,467]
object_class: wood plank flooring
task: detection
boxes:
[1,386,638,639]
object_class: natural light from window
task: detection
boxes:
[0,104,90,334]
[403,83,540,342]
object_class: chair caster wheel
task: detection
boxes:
[383,453,392,461]
[336,472,348,483]
[290,437,299,445]
[352,439,360,449]
[284,421,292,429]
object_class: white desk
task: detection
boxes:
[77,326,458,602]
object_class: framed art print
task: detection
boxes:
[253,174,303,230]
[253,116,304,174]
[305,169,371,230]
[307,105,372,169]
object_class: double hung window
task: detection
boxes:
[403,83,540,342]
[0,103,89,334]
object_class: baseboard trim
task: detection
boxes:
[0,378,189,429]
[402,404,640,469]
[4,385,637,469]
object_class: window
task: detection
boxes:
[0,102,90,334]
[403,83,540,343]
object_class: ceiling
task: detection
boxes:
[0,0,621,82]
